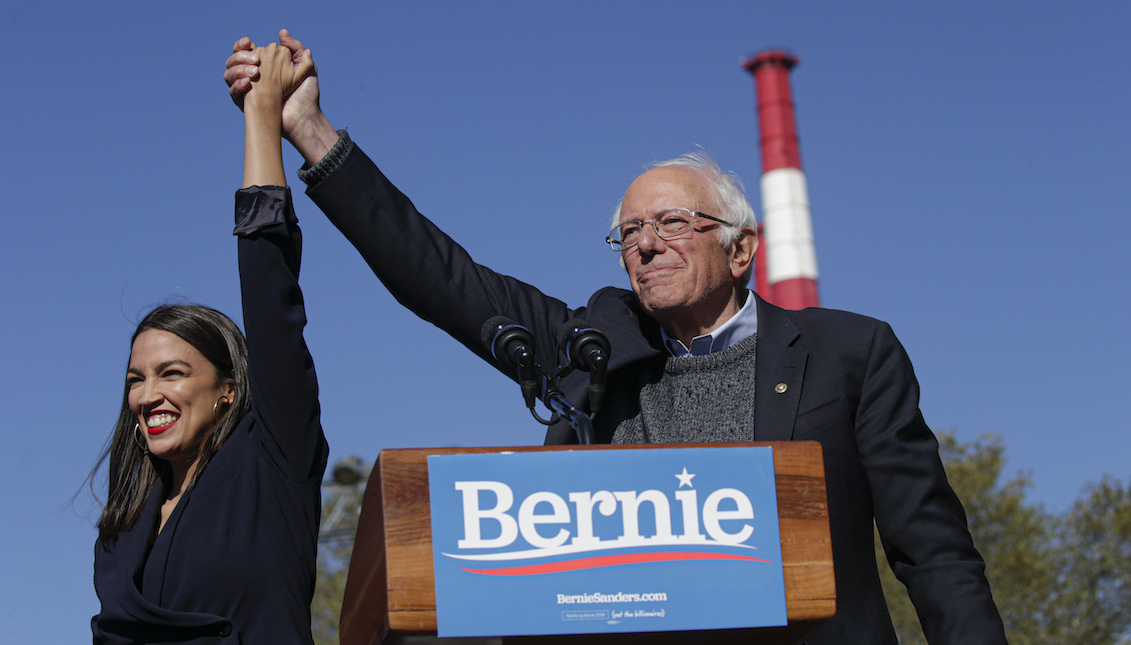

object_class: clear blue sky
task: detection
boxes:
[2,1,1127,641]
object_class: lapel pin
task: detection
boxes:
[775,383,788,393]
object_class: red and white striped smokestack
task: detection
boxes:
[742,50,820,310]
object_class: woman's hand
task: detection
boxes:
[245,41,315,112]
[241,43,312,188]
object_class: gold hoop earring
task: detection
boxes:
[133,423,149,454]
[213,396,232,424]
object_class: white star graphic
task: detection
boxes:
[675,467,695,488]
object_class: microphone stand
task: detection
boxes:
[483,316,603,445]
[541,383,595,445]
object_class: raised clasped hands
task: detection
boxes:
[226,29,320,140]
[226,29,339,166]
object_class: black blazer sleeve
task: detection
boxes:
[305,145,582,378]
[236,186,328,482]
[858,323,1005,643]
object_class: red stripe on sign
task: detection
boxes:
[460,552,773,576]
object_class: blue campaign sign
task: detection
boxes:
[427,447,787,637]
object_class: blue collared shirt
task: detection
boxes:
[662,291,759,357]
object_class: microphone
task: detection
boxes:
[481,316,540,409]
[557,319,611,415]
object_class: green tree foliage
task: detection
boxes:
[875,432,1131,644]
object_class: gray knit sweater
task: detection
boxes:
[612,334,757,444]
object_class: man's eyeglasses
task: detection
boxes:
[606,208,734,251]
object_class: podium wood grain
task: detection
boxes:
[340,442,835,645]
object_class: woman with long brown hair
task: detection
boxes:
[91,42,328,644]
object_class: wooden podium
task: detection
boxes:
[339,442,835,645]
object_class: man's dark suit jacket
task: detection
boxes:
[307,141,1006,644]
[92,188,328,644]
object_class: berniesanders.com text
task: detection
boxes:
[556,592,668,604]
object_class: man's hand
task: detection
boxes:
[224,36,258,110]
